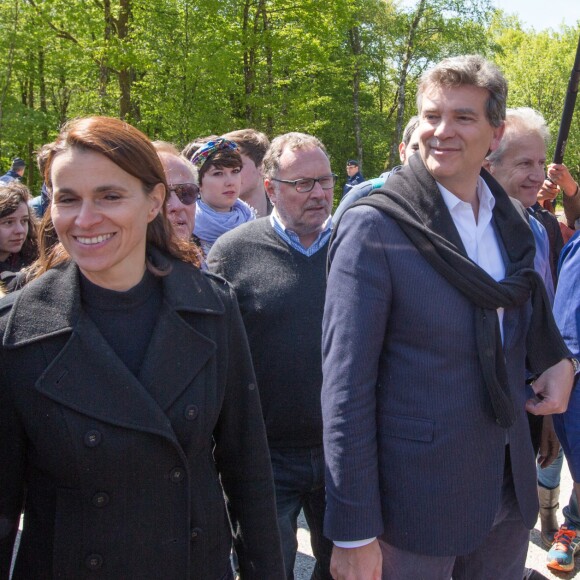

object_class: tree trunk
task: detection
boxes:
[349,26,363,169]
[388,0,426,167]
[38,48,48,143]
[0,0,20,158]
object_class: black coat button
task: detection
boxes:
[92,492,110,508]
[184,405,198,421]
[190,527,202,540]
[85,554,103,570]
[170,468,184,483]
[84,430,102,447]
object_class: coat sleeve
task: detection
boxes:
[553,235,580,357]
[0,347,26,579]
[212,284,285,579]
[322,206,393,542]
[563,189,580,228]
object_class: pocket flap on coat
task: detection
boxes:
[382,414,434,442]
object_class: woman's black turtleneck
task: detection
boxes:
[80,270,163,377]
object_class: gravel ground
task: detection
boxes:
[294,458,580,579]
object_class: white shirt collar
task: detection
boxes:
[436,176,496,217]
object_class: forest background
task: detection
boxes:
[0,0,579,201]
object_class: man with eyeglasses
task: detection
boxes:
[207,132,334,580]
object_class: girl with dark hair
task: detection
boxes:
[0,181,38,279]
[0,116,283,580]
[191,138,255,255]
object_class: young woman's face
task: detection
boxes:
[0,202,29,261]
[200,165,241,212]
[50,148,163,291]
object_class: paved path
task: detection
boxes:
[294,458,580,579]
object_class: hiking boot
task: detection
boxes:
[547,523,580,572]
[538,485,560,548]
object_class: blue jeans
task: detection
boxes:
[538,448,565,490]
[269,445,333,580]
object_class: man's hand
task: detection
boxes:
[538,414,560,468]
[526,358,575,416]
[537,179,559,203]
[330,541,382,580]
[546,163,579,198]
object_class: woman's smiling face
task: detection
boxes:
[50,148,163,291]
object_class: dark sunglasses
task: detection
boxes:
[168,183,200,205]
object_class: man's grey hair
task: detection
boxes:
[417,55,508,128]
[261,132,328,181]
[486,107,550,166]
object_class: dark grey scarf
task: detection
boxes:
[333,154,570,428]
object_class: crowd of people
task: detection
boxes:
[1,53,580,580]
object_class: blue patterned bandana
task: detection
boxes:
[190,138,238,170]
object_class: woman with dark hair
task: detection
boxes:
[0,116,283,580]
[191,138,255,255]
[0,181,38,279]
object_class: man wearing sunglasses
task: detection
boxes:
[207,132,334,580]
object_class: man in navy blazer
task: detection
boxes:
[322,55,576,579]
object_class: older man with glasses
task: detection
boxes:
[207,132,334,580]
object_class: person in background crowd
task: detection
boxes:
[0,158,26,184]
[341,159,364,198]
[333,116,419,224]
[322,55,574,580]
[222,129,272,218]
[0,181,38,280]
[29,144,53,219]
[208,132,335,580]
[153,141,202,251]
[191,138,255,256]
[549,236,580,573]
[484,108,572,580]
[0,116,284,580]
[484,107,554,301]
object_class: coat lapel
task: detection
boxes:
[36,311,180,441]
[137,301,216,411]
[3,252,226,438]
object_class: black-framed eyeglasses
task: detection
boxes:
[271,173,337,194]
[168,183,200,205]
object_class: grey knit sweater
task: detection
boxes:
[207,218,328,448]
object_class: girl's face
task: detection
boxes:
[0,202,29,261]
[50,148,164,291]
[200,165,241,212]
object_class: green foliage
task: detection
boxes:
[491,20,580,177]
[0,0,578,193]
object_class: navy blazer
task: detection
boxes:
[322,160,538,556]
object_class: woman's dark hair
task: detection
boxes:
[0,181,39,264]
[198,148,243,185]
[33,116,200,279]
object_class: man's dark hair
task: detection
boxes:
[222,129,270,168]
[417,55,507,128]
